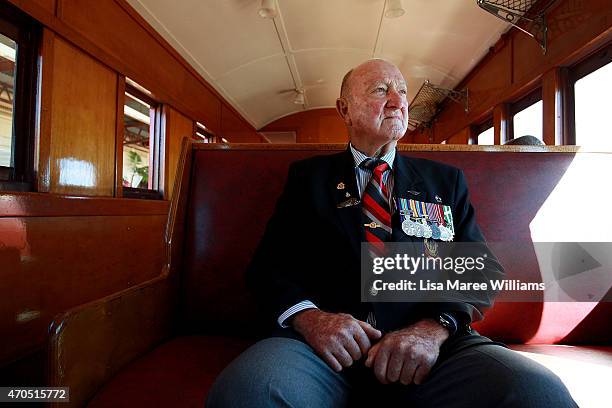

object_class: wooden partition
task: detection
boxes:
[0,194,168,381]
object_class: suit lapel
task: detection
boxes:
[330,148,362,257]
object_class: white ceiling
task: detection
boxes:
[126,0,511,130]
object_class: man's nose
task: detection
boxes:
[386,90,405,110]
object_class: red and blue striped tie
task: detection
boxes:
[361,158,391,255]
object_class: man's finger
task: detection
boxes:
[399,360,418,385]
[386,351,404,383]
[364,342,380,367]
[373,347,390,384]
[332,346,354,368]
[321,350,343,372]
[413,362,432,385]
[357,320,382,340]
[343,337,362,361]
[352,327,372,356]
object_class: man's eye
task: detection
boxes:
[399,89,407,95]
[374,87,386,93]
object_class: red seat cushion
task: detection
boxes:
[87,336,253,408]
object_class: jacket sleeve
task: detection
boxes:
[245,162,315,327]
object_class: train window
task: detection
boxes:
[510,88,543,142]
[0,34,16,170]
[195,121,213,142]
[0,4,39,191]
[122,82,163,199]
[570,44,612,148]
[473,118,494,145]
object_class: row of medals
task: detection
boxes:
[401,215,453,241]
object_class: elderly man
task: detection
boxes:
[206,59,576,407]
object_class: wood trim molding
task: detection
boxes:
[115,75,125,197]
[542,68,564,146]
[37,28,54,193]
[493,104,510,145]
[190,142,587,153]
[0,192,169,217]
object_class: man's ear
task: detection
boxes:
[336,97,351,126]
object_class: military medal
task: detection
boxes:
[397,197,455,242]
[424,238,439,258]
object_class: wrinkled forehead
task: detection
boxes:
[351,62,406,91]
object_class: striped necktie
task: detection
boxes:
[360,158,392,255]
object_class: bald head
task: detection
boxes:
[336,59,409,156]
[339,59,404,99]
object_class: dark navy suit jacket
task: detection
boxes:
[246,148,504,335]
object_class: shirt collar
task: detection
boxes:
[349,143,395,170]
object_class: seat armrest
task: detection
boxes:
[47,269,177,408]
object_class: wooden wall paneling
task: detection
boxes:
[411,0,611,143]
[0,213,167,366]
[115,76,125,197]
[446,127,471,145]
[164,106,193,198]
[37,28,54,193]
[493,103,510,145]
[0,193,169,217]
[260,108,348,143]
[48,37,117,196]
[512,0,611,85]
[542,68,565,146]
[31,0,56,15]
[56,0,222,134]
[220,104,263,143]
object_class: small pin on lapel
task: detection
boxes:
[337,182,345,190]
[345,192,351,197]
[435,195,442,203]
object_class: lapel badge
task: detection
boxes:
[435,195,442,203]
[337,182,345,190]
[345,192,351,197]
[407,190,421,196]
[337,198,360,208]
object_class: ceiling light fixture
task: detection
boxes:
[385,0,405,18]
[293,90,305,105]
[258,0,277,18]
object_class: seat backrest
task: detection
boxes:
[179,145,612,345]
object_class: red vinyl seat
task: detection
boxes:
[49,144,612,408]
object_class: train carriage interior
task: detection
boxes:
[0,0,611,407]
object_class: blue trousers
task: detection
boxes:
[206,335,577,408]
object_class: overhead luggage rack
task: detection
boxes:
[408,80,469,131]
[477,0,559,54]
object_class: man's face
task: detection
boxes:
[344,61,409,145]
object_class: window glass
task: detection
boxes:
[0,33,16,168]
[195,121,211,142]
[575,61,612,148]
[123,92,152,189]
[513,100,543,141]
[477,126,494,145]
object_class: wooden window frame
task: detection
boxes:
[565,43,612,145]
[0,2,40,192]
[509,87,543,141]
[122,83,163,200]
[193,121,214,142]
[471,117,494,145]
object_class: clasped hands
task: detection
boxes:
[291,309,449,385]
